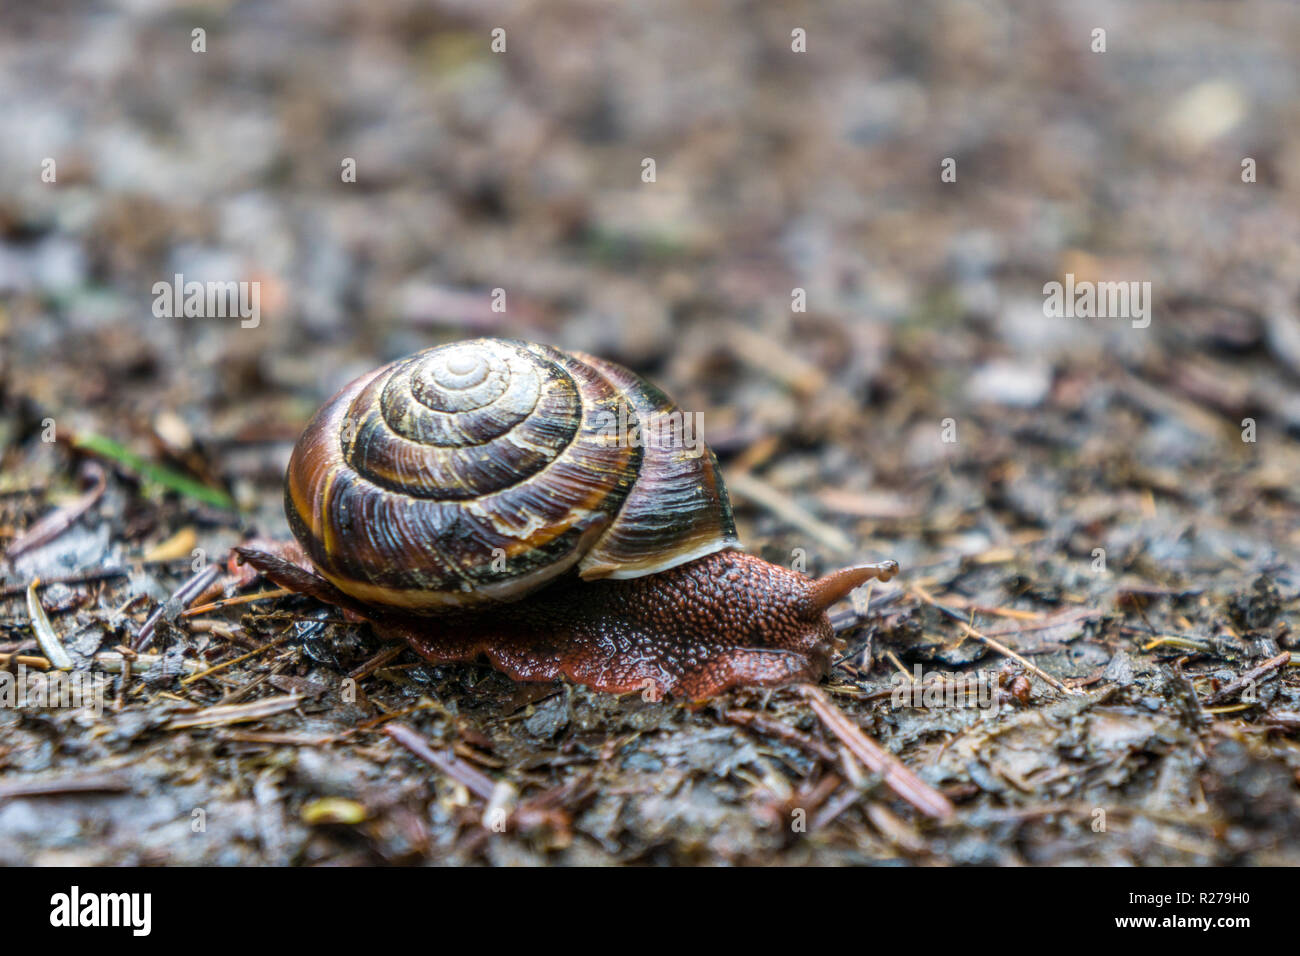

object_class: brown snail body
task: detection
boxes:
[239,338,897,699]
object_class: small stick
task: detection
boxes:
[214,659,283,707]
[883,649,911,679]
[967,606,1041,621]
[384,721,497,801]
[219,730,338,747]
[798,683,954,821]
[724,708,839,763]
[962,624,1075,696]
[179,634,291,686]
[25,579,73,671]
[811,784,868,831]
[165,694,304,730]
[806,785,868,832]
[352,700,439,732]
[925,591,1044,621]
[3,464,107,561]
[725,470,856,557]
[865,801,927,854]
[723,321,830,397]
[116,652,129,712]
[796,773,843,820]
[1142,635,1212,653]
[0,773,130,800]
[977,607,1103,638]
[133,563,221,650]
[93,651,201,675]
[1202,703,1255,715]
[1205,652,1290,706]
[181,588,293,617]
[1263,711,1300,730]
[910,584,1076,696]
[0,653,50,670]
[348,644,407,682]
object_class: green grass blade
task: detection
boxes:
[73,433,236,510]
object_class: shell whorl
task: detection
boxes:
[284,338,739,612]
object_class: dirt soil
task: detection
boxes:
[2,1,1299,865]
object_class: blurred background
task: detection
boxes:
[4,1,1300,568]
[2,1,1300,865]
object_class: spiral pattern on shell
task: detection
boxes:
[284,338,739,611]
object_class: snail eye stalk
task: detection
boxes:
[806,560,900,613]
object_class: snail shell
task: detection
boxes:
[284,338,739,612]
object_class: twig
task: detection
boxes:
[724,708,839,763]
[219,730,339,747]
[132,563,221,650]
[1142,635,1212,653]
[348,644,408,681]
[725,470,856,557]
[910,584,1076,696]
[798,683,954,821]
[351,700,440,732]
[179,633,292,686]
[723,321,830,397]
[1204,652,1290,706]
[1263,711,1300,730]
[925,592,1044,621]
[93,651,201,675]
[865,801,927,854]
[1202,703,1255,715]
[25,579,73,671]
[165,694,304,730]
[964,625,1076,695]
[181,588,293,617]
[811,786,865,830]
[0,773,130,800]
[3,463,107,561]
[215,657,287,706]
[978,607,1103,638]
[0,653,50,669]
[384,721,497,801]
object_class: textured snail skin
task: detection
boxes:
[235,545,898,699]
[244,337,899,700]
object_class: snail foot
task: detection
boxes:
[394,550,837,700]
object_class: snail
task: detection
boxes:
[237,338,898,700]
